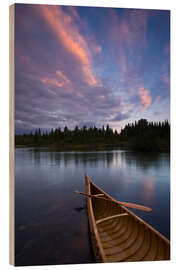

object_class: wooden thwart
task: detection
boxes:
[92,194,104,197]
[74,190,152,212]
[96,213,128,225]
[75,190,104,198]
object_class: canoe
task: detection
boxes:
[85,174,170,263]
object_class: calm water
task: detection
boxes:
[15,148,170,266]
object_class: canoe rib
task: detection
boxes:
[85,174,170,263]
[96,213,128,225]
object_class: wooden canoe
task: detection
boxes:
[85,174,170,263]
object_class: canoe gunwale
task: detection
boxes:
[85,175,107,262]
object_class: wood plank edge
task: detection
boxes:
[9,4,15,266]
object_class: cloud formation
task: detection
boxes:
[138,87,152,110]
[40,5,99,86]
[15,4,170,133]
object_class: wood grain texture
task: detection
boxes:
[9,4,15,266]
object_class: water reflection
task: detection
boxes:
[142,176,156,204]
[15,148,170,266]
[24,149,116,168]
[17,149,170,172]
[121,151,170,171]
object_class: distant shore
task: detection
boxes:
[15,143,126,151]
[15,143,169,152]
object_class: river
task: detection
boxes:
[15,148,170,266]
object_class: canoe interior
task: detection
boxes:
[86,175,170,263]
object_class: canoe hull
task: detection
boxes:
[85,174,170,263]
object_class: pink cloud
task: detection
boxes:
[41,77,64,88]
[39,5,101,86]
[40,69,87,100]
[56,70,70,84]
[65,6,81,22]
[138,87,152,109]
[41,69,70,88]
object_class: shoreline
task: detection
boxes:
[15,143,126,151]
[15,143,170,153]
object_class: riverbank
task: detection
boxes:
[15,143,126,151]
[15,142,169,152]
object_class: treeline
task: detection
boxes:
[120,119,170,151]
[15,124,119,146]
[15,119,170,151]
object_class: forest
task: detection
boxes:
[15,119,170,152]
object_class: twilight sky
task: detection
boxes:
[15,4,170,134]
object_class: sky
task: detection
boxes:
[15,4,170,134]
